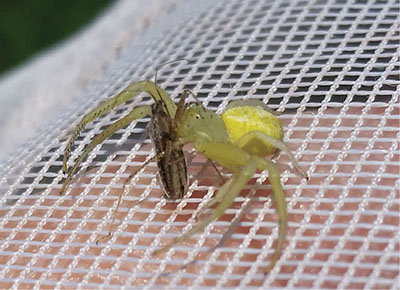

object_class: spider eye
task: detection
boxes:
[195,114,200,119]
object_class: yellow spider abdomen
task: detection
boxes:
[221,105,283,156]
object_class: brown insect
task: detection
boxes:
[148,98,188,199]
[95,91,190,244]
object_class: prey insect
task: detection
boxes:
[61,76,308,274]
[96,95,190,244]
[147,98,188,199]
[60,81,187,197]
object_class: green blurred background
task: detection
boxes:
[0,0,114,75]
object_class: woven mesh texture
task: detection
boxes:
[0,0,399,288]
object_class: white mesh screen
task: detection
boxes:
[0,0,399,288]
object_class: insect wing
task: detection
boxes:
[149,101,188,199]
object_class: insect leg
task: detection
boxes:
[171,87,198,130]
[208,159,226,185]
[96,153,157,244]
[189,158,227,222]
[97,148,191,244]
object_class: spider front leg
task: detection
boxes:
[60,105,152,193]
[63,80,176,173]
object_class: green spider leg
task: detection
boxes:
[63,81,177,173]
[264,159,287,274]
[226,99,282,116]
[156,161,261,278]
[232,130,304,273]
[154,107,307,274]
[197,140,290,274]
[60,105,151,193]
[236,131,309,180]
[152,155,258,256]
[152,153,287,274]
[158,159,286,276]
[190,168,229,222]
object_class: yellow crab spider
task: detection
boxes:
[153,100,308,274]
[61,80,308,274]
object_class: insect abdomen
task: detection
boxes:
[149,101,188,199]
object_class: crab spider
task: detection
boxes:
[61,80,308,274]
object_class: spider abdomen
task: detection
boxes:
[221,105,283,156]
